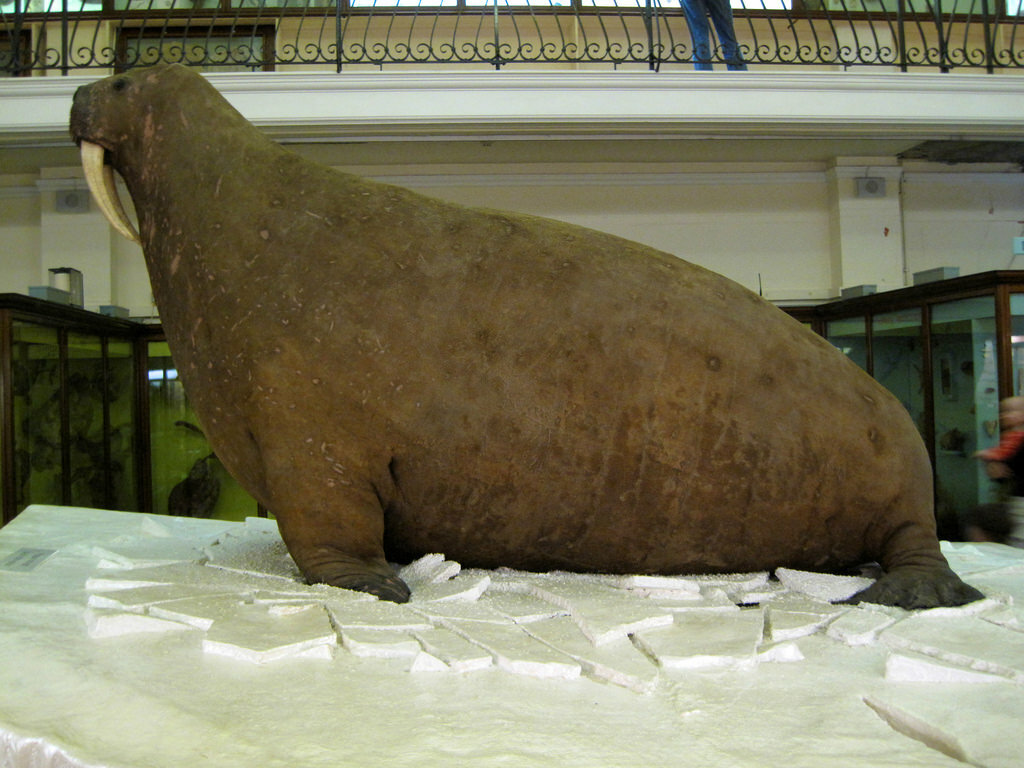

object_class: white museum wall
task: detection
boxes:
[902,170,1024,276]
[0,188,41,298]
[409,171,833,302]
[2,161,1023,316]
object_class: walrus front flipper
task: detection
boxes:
[295,549,411,604]
[846,565,983,610]
[275,502,411,603]
[255,432,411,602]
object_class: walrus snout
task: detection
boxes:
[69,76,133,149]
[69,85,90,146]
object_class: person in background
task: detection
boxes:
[962,503,1013,545]
[972,395,1024,546]
[680,0,748,71]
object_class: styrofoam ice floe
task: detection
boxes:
[765,594,845,642]
[757,640,805,663]
[62,520,213,569]
[443,619,582,680]
[409,600,511,625]
[881,611,1024,682]
[250,587,372,606]
[940,539,1024,577]
[691,571,771,590]
[85,562,287,593]
[398,553,461,589]
[411,627,494,672]
[148,594,251,631]
[690,571,773,604]
[667,586,742,613]
[88,543,204,570]
[408,651,450,672]
[137,516,176,538]
[84,607,197,639]
[826,605,901,646]
[86,584,243,616]
[775,567,874,603]
[203,522,303,582]
[599,573,703,598]
[514,577,675,646]
[339,627,422,659]
[522,616,660,693]
[80,529,1024,696]
[482,591,567,624]
[149,589,343,633]
[865,685,1024,768]
[884,651,1008,684]
[409,573,490,603]
[202,602,336,663]
[632,609,765,671]
[962,571,1024,615]
[325,600,434,632]
[980,604,1024,633]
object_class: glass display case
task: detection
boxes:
[145,339,259,521]
[0,295,142,524]
[816,271,1024,539]
[0,294,259,525]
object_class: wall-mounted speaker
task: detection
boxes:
[855,177,886,198]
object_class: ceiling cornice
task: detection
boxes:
[3,70,1024,148]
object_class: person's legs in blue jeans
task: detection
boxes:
[706,0,748,70]
[680,0,713,71]
[681,0,747,71]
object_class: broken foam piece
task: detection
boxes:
[84,608,195,639]
[411,627,493,672]
[522,616,659,693]
[398,553,462,589]
[885,652,1006,684]
[633,609,765,671]
[526,578,674,646]
[340,628,422,659]
[444,619,581,680]
[202,603,336,663]
[775,567,874,603]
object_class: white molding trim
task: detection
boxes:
[0,185,40,199]
[4,71,1024,146]
[35,177,88,192]
[368,170,826,188]
[901,171,1024,185]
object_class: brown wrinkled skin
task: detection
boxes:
[70,64,981,608]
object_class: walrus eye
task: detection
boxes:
[112,77,130,93]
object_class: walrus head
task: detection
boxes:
[70,70,150,244]
[70,64,262,248]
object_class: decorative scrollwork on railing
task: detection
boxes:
[1,0,1022,75]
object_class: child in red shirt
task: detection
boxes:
[975,396,1024,469]
[973,396,1024,546]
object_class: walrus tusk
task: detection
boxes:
[81,140,141,245]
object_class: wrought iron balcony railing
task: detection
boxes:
[2,0,1023,75]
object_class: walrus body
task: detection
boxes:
[71,64,981,608]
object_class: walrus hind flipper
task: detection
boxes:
[844,566,984,610]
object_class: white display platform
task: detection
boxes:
[1,505,1023,768]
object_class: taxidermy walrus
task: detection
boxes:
[71,64,981,609]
